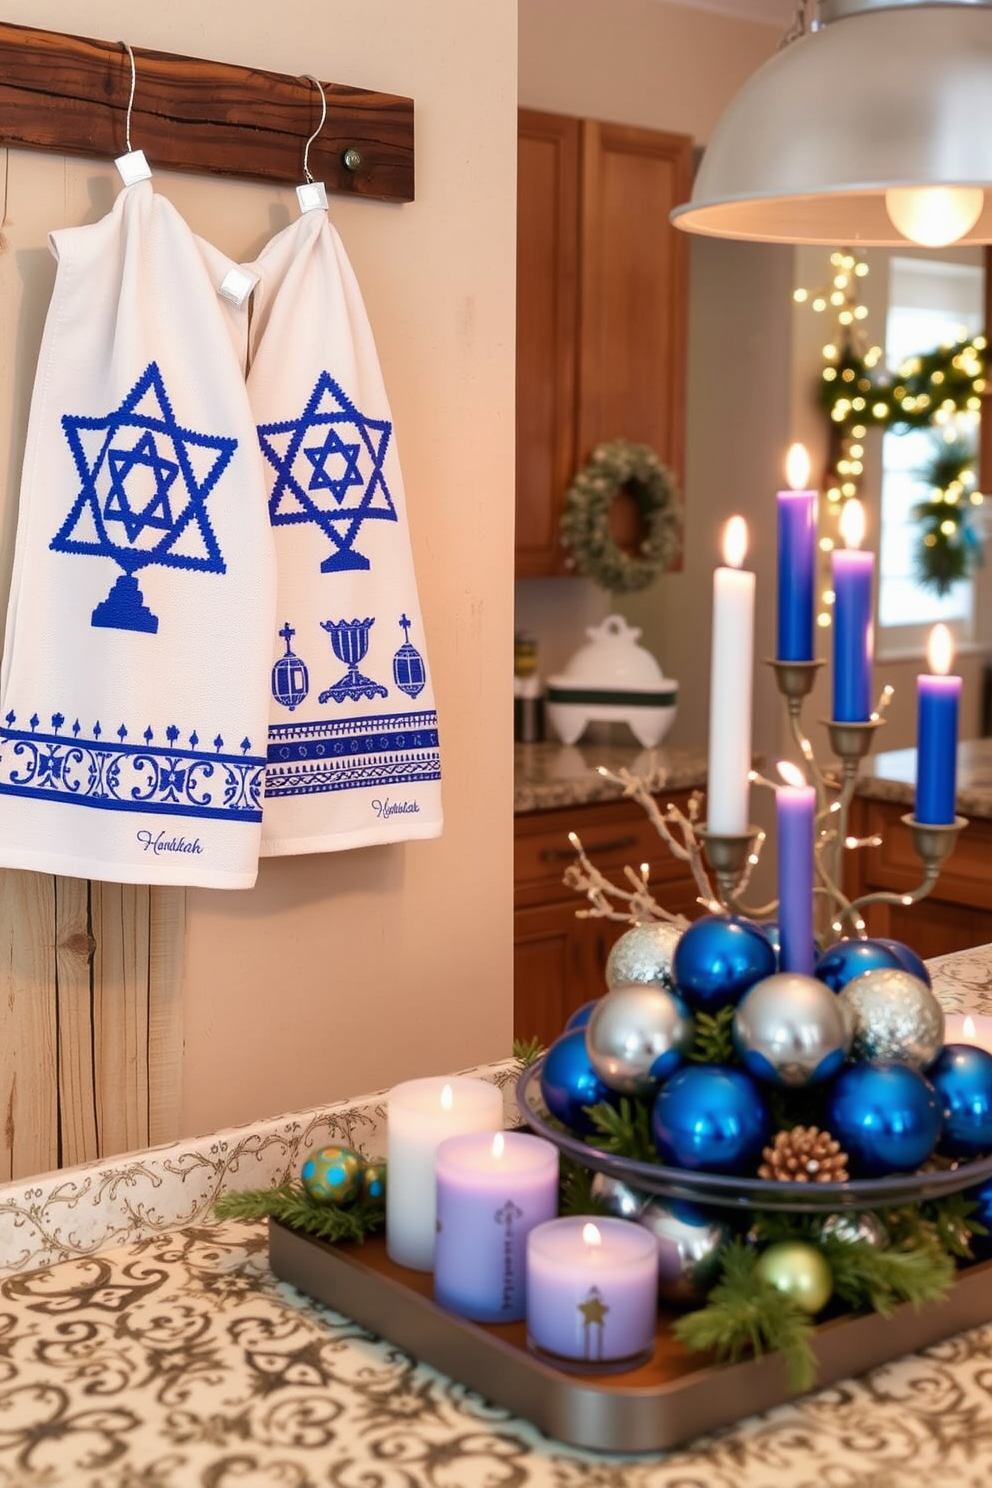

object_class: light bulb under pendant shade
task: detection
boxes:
[884,186,984,247]
[671,0,992,246]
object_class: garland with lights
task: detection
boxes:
[799,248,987,601]
[912,432,985,594]
[559,438,682,594]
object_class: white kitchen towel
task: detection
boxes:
[245,206,442,854]
[0,180,276,887]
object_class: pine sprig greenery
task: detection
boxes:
[584,1096,657,1164]
[672,1240,817,1392]
[513,1036,544,1069]
[820,1236,954,1317]
[688,1005,736,1065]
[213,1181,385,1243]
[558,1156,615,1217]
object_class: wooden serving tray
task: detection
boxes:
[269,1219,992,1453]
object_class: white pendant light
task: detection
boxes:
[672,0,992,246]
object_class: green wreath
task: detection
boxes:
[559,438,682,594]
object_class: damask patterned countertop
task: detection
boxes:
[857,737,992,820]
[3,946,992,1487]
[514,739,709,814]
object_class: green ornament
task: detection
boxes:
[301,1144,365,1206]
[755,1240,833,1316]
[361,1161,386,1203]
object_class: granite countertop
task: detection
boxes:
[4,945,992,1485]
[515,738,709,814]
[858,736,992,820]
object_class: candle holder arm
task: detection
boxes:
[835,814,968,935]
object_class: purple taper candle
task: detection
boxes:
[777,761,816,975]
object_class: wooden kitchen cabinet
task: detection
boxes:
[514,792,701,1047]
[845,797,992,959]
[515,109,692,577]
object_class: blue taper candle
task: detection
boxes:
[777,445,817,663]
[831,499,873,723]
[915,624,961,825]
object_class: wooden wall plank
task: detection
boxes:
[54,877,98,1168]
[147,888,185,1147]
[0,871,58,1180]
[93,882,150,1158]
[0,20,415,202]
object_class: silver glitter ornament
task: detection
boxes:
[821,1211,888,1249]
[605,921,682,993]
[585,983,696,1096]
[637,1198,732,1305]
[838,967,945,1069]
[732,972,851,1088]
[590,1171,651,1220]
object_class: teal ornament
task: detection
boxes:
[361,1161,387,1203]
[605,921,682,992]
[638,1197,733,1305]
[586,983,695,1095]
[929,1044,992,1158]
[539,1028,615,1135]
[755,1241,833,1315]
[838,967,944,1069]
[732,972,851,1087]
[672,914,777,1014]
[651,1063,771,1174]
[876,937,932,988]
[814,937,904,993]
[301,1144,366,1206]
[825,1063,942,1176]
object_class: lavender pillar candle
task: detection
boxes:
[776,762,816,975]
[434,1131,559,1322]
[526,1216,658,1370]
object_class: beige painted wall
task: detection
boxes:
[0,0,517,1135]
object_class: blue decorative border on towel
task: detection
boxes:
[0,715,264,822]
[265,710,440,798]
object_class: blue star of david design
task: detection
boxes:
[257,370,397,574]
[52,362,236,633]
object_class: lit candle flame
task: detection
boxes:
[582,1222,602,1247]
[722,515,748,569]
[839,498,866,549]
[777,760,806,789]
[928,622,954,675]
[786,442,811,489]
[491,1131,505,1159]
[965,1015,977,1040]
[440,1083,453,1111]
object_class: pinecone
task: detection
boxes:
[758,1125,849,1183]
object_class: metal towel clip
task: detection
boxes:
[296,74,328,214]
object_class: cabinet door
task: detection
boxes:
[513,900,606,1049]
[515,109,580,577]
[577,121,692,499]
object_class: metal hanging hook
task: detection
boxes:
[119,39,137,153]
[300,74,327,185]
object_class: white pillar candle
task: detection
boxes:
[386,1075,503,1271]
[944,1013,992,1056]
[707,516,755,836]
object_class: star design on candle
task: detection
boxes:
[257,370,398,573]
[577,1289,609,1326]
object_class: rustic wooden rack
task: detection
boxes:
[0,19,414,202]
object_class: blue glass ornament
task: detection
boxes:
[964,1176,992,1259]
[539,1029,615,1135]
[564,1000,598,1032]
[876,937,932,988]
[672,914,777,1014]
[825,1063,942,1176]
[929,1044,992,1158]
[651,1064,771,1174]
[814,938,904,993]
